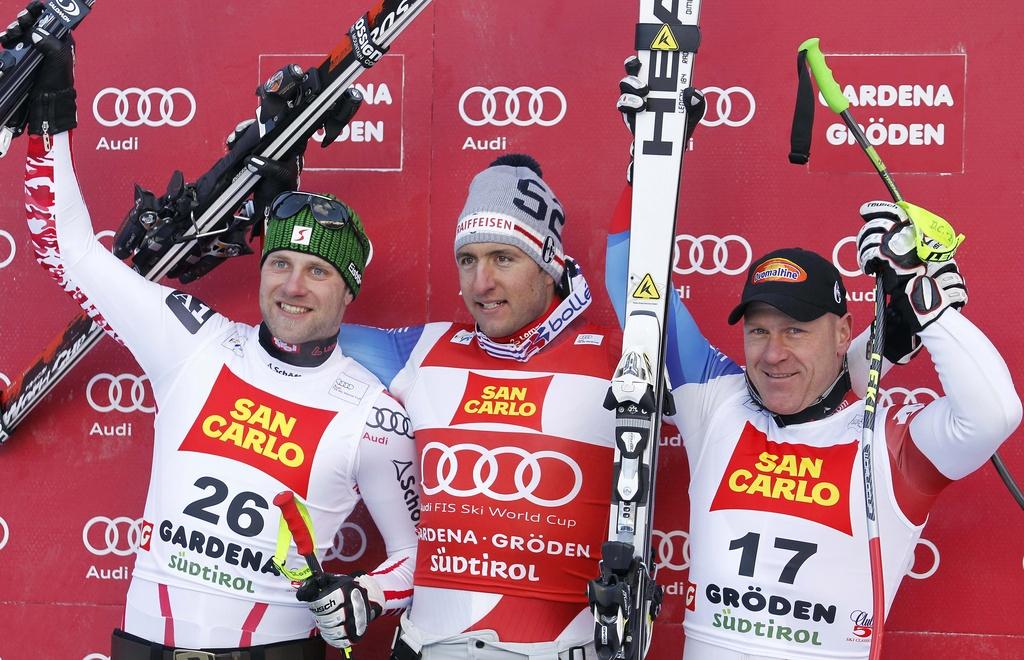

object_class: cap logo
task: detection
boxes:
[751,258,807,285]
[347,262,362,285]
[455,212,518,239]
[290,226,312,246]
[834,281,843,304]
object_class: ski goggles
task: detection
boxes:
[271,192,354,228]
[268,191,373,262]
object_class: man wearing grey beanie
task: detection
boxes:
[341,154,622,659]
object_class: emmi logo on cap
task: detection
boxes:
[752,258,807,284]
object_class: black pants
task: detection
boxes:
[111,628,327,660]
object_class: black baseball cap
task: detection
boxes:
[727,248,847,325]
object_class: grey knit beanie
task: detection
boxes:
[454,154,565,281]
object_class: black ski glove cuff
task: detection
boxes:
[28,87,77,135]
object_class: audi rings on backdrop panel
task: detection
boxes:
[673,234,752,276]
[699,86,756,127]
[458,86,567,127]
[86,373,156,414]
[82,516,146,557]
[323,521,368,563]
[0,229,16,270]
[0,516,10,551]
[652,529,691,572]
[92,87,197,128]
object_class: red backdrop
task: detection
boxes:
[0,1,1021,658]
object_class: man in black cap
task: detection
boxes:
[606,194,1021,659]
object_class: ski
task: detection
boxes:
[0,0,432,444]
[591,1,703,658]
[0,0,97,156]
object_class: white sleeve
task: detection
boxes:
[354,391,419,612]
[25,131,228,381]
[907,309,1022,479]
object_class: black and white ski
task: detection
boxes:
[0,0,97,156]
[0,0,432,444]
[591,1,703,658]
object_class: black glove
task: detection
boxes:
[26,27,77,136]
[296,571,384,649]
[0,2,44,49]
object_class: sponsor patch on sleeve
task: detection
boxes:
[165,291,216,334]
[574,333,604,346]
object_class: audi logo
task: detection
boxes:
[673,234,752,276]
[0,372,10,387]
[86,373,156,414]
[652,529,690,572]
[82,516,146,557]
[95,229,116,251]
[422,442,583,508]
[907,537,939,580]
[92,87,197,128]
[82,655,110,660]
[878,386,939,409]
[0,516,9,551]
[0,229,16,270]
[832,235,863,278]
[458,86,567,127]
[323,521,368,563]
[700,86,756,127]
[368,406,413,438]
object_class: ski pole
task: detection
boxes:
[801,44,887,657]
[272,490,354,659]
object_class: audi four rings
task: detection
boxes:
[367,406,414,438]
[459,86,567,127]
[421,442,583,508]
[699,86,756,127]
[82,516,146,557]
[0,516,9,551]
[323,522,369,563]
[86,373,156,414]
[653,529,690,572]
[673,234,753,276]
[878,387,940,409]
[832,235,864,278]
[92,87,197,128]
[0,229,15,270]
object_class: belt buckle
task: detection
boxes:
[173,651,217,660]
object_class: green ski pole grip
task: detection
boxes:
[799,37,849,115]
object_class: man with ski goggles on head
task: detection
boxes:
[609,63,1021,660]
[19,29,418,659]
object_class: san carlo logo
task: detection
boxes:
[653,528,690,572]
[700,86,756,127]
[82,516,151,557]
[0,229,16,269]
[0,515,9,551]
[86,373,156,414]
[673,234,752,276]
[323,521,368,563]
[421,442,583,508]
[458,86,567,127]
[92,87,197,128]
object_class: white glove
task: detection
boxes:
[857,200,967,335]
[297,572,384,648]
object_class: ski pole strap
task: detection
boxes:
[634,23,701,52]
[789,48,814,164]
[897,201,965,263]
